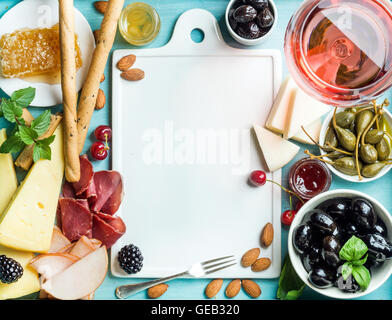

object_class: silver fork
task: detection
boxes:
[115,255,236,299]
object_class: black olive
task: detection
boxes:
[246,0,268,10]
[349,198,377,231]
[309,210,337,235]
[371,218,388,237]
[364,256,384,269]
[293,224,313,254]
[228,9,238,30]
[302,244,322,272]
[236,21,261,39]
[335,274,361,293]
[255,7,274,29]
[317,198,351,219]
[344,221,361,237]
[323,236,341,253]
[364,233,392,262]
[321,236,341,267]
[233,5,257,23]
[309,266,336,289]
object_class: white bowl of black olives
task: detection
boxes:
[288,189,392,299]
[226,0,277,45]
[318,106,392,183]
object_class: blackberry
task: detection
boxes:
[0,255,23,284]
[118,244,143,274]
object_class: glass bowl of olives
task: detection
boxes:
[317,105,392,183]
[225,0,277,46]
[288,189,392,299]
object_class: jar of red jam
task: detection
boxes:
[289,158,332,200]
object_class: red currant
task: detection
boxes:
[90,141,108,160]
[281,210,297,226]
[94,125,112,142]
[249,170,267,187]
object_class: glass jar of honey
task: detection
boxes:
[119,2,160,46]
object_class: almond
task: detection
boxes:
[241,248,260,267]
[117,54,136,71]
[100,74,105,83]
[242,280,261,298]
[147,283,168,299]
[93,29,100,43]
[251,257,271,272]
[94,1,108,14]
[95,89,106,110]
[225,279,241,298]
[205,279,223,298]
[121,68,145,81]
[260,223,274,247]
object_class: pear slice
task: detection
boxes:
[253,125,300,172]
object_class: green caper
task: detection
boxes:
[333,157,362,176]
[376,137,390,161]
[326,151,345,160]
[324,127,338,151]
[362,162,387,178]
[336,111,356,129]
[355,110,374,135]
[359,144,378,164]
[335,126,357,152]
[364,129,384,144]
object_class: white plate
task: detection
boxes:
[0,0,95,107]
[111,9,282,279]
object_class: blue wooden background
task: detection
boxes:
[1,0,392,300]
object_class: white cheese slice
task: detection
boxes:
[0,129,18,214]
[284,89,331,140]
[291,118,323,145]
[253,125,300,172]
[0,124,64,253]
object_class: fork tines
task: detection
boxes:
[202,255,236,275]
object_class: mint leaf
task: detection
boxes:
[31,110,51,136]
[39,134,56,146]
[352,265,371,290]
[11,87,35,107]
[277,255,305,300]
[341,262,353,281]
[33,142,51,162]
[19,126,38,145]
[0,135,25,154]
[339,236,368,261]
[2,100,22,123]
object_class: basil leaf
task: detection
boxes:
[2,100,22,123]
[277,255,305,300]
[11,87,36,107]
[339,236,368,261]
[31,110,51,136]
[352,265,371,290]
[341,262,353,281]
[33,142,51,162]
[352,254,368,266]
[0,135,25,154]
[19,126,38,145]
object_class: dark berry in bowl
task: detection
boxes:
[246,0,268,10]
[233,5,257,23]
[0,255,23,284]
[255,7,274,29]
[118,244,144,274]
[236,21,260,39]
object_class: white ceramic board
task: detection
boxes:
[111,9,282,278]
[0,0,95,107]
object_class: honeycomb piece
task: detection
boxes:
[0,24,82,79]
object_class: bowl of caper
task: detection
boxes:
[316,100,392,183]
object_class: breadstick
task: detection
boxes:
[59,0,80,182]
[77,0,124,153]
[15,113,63,171]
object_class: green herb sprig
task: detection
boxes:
[277,255,305,300]
[339,235,371,291]
[0,87,55,162]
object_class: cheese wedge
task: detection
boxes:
[253,125,300,172]
[284,89,331,140]
[0,124,64,252]
[0,129,18,214]
[0,245,40,299]
[291,118,323,145]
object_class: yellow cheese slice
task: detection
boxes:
[0,129,18,214]
[0,245,40,299]
[0,124,64,252]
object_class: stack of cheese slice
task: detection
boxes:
[254,76,331,172]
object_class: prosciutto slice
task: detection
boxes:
[90,171,123,215]
[72,155,94,196]
[92,213,126,248]
[59,198,93,242]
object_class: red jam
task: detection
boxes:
[289,158,331,200]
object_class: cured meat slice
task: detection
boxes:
[62,181,76,198]
[59,198,93,242]
[92,213,126,248]
[72,155,94,196]
[90,171,123,215]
